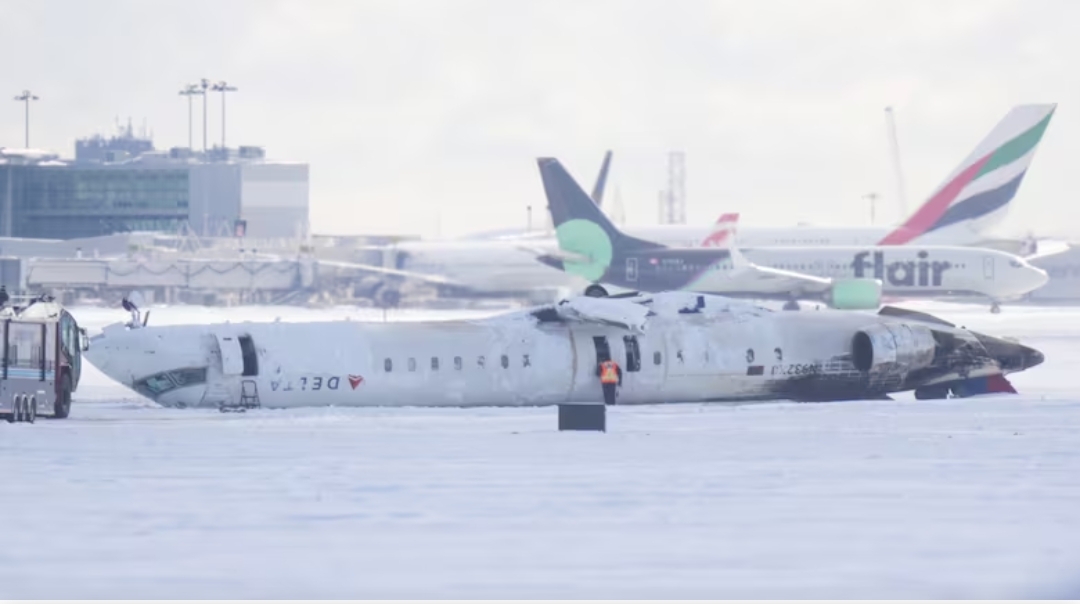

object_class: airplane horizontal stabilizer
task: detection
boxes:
[518,246,590,264]
[950,373,1018,397]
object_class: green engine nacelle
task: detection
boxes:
[827,278,883,310]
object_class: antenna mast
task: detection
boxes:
[885,106,908,220]
[611,186,626,225]
[658,151,686,224]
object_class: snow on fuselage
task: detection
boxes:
[85,296,873,409]
[84,293,1041,410]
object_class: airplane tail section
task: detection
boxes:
[537,157,663,252]
[879,104,1056,245]
[700,212,752,271]
[950,373,1018,397]
[537,157,663,283]
[591,150,613,206]
[700,213,740,248]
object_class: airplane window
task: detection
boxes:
[408,357,416,372]
[169,367,208,387]
[431,357,439,370]
[654,351,662,365]
[454,356,462,370]
[384,358,393,372]
[500,354,509,369]
[478,355,485,368]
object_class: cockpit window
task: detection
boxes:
[133,367,208,399]
[1009,260,1022,268]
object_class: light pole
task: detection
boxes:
[863,192,879,225]
[178,83,204,150]
[14,90,39,148]
[199,78,210,152]
[210,80,237,149]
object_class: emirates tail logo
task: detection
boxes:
[348,375,364,389]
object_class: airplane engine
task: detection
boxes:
[370,282,402,308]
[851,322,937,375]
[826,278,882,310]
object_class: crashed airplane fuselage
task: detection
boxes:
[84,292,1043,410]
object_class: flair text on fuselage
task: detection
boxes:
[852,250,953,287]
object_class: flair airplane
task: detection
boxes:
[84,291,1043,411]
[534,158,1049,313]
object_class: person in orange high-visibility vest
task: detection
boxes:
[596,358,622,405]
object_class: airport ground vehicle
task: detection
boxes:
[1,295,89,423]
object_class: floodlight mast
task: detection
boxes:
[211,80,238,149]
[178,83,205,150]
[14,90,39,148]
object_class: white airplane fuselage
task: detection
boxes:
[488,218,1001,249]
[85,293,1042,410]
[689,245,1047,301]
[392,238,1046,304]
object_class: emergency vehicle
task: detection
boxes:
[0,295,88,423]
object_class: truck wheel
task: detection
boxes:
[53,374,72,419]
[26,396,36,424]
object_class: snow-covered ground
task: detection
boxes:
[2,301,1080,598]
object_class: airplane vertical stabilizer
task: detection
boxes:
[879,103,1056,245]
[537,157,663,282]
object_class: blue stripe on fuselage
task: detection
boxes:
[603,249,734,291]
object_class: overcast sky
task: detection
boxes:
[2,0,1077,239]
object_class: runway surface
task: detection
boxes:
[1,301,1079,598]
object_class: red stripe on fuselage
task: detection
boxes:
[877,155,992,245]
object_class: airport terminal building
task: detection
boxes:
[0,128,309,241]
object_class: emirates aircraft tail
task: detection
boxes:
[878,104,1056,245]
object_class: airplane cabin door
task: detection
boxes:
[626,257,639,282]
[216,335,246,376]
[983,255,995,280]
[592,336,611,365]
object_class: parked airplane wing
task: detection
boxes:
[517,245,590,264]
[317,259,466,287]
[742,265,835,294]
[1021,239,1071,262]
[707,213,834,293]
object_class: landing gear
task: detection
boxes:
[782,299,801,311]
[584,284,609,298]
[990,302,1002,314]
[371,283,402,308]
